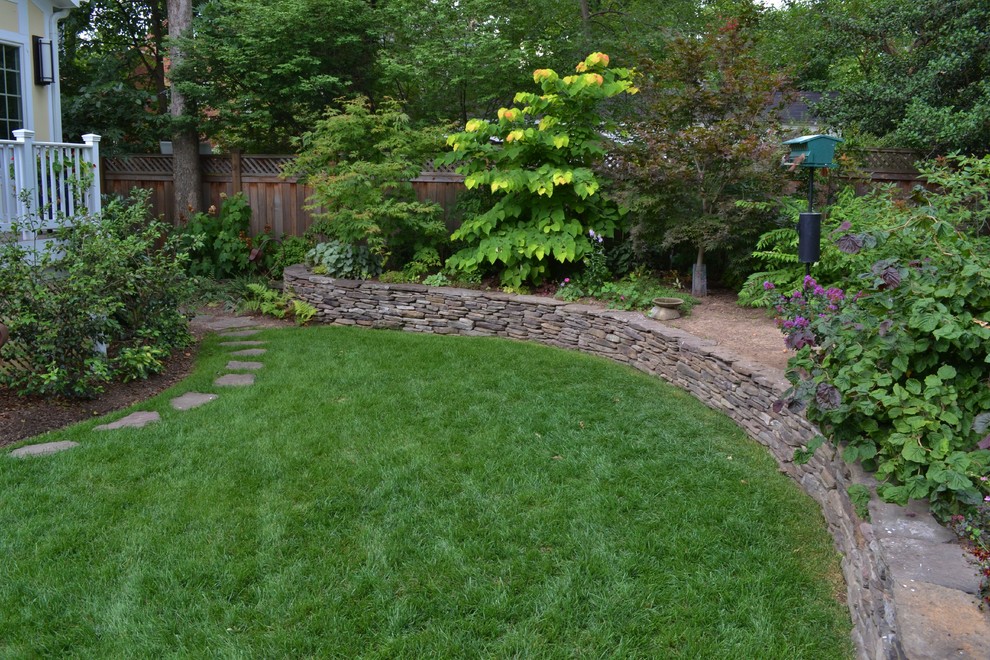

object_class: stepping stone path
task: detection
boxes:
[8,314,273,458]
[94,411,161,431]
[171,392,218,411]
[10,441,79,458]
[226,361,263,371]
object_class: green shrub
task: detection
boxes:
[0,190,192,398]
[289,96,449,270]
[175,193,254,279]
[770,160,990,518]
[306,240,382,279]
[439,53,636,289]
[422,272,451,287]
[742,154,990,308]
[268,235,312,278]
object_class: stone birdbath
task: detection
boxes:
[648,297,684,321]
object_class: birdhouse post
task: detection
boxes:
[781,134,844,276]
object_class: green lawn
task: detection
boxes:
[0,326,852,658]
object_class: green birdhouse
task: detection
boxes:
[782,134,843,169]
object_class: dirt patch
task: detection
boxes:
[665,291,792,372]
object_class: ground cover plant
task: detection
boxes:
[1,327,851,658]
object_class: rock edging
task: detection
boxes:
[285,265,990,659]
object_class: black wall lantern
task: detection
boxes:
[32,36,54,86]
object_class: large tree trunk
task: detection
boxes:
[168,0,201,223]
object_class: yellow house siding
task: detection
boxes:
[0,3,18,29]
[28,0,50,141]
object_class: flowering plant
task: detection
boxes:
[768,276,849,351]
[769,213,990,520]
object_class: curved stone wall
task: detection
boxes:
[285,264,990,659]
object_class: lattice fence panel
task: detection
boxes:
[103,155,174,175]
[853,149,921,174]
[242,156,294,177]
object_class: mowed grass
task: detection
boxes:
[0,326,852,658]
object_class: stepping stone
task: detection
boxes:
[219,340,267,347]
[10,441,79,458]
[226,360,264,371]
[94,411,161,431]
[170,392,219,411]
[229,348,266,357]
[219,330,262,338]
[215,374,255,387]
[204,317,258,330]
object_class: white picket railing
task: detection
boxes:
[0,129,101,242]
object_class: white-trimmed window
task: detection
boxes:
[0,42,23,140]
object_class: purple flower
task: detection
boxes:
[563,278,570,284]
[804,275,818,289]
[813,285,825,296]
[793,316,809,328]
[826,287,845,303]
[763,281,775,290]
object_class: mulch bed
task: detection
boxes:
[0,340,201,449]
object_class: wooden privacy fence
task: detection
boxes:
[101,149,922,237]
[839,148,925,194]
[101,153,467,237]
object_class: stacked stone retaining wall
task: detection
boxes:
[285,265,990,659]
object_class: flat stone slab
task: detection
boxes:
[219,330,262,338]
[219,340,267,347]
[226,360,264,371]
[170,392,219,411]
[94,411,161,431]
[214,374,255,387]
[895,582,990,659]
[194,315,259,331]
[229,348,266,357]
[10,441,80,458]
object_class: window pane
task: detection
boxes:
[0,44,23,140]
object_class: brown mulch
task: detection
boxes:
[0,338,201,449]
[1,296,788,448]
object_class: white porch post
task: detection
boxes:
[82,134,102,215]
[12,129,36,242]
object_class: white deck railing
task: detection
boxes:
[0,129,101,242]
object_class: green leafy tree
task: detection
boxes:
[172,0,379,151]
[287,97,449,269]
[615,18,792,296]
[439,53,637,289]
[814,0,990,155]
[59,0,169,152]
